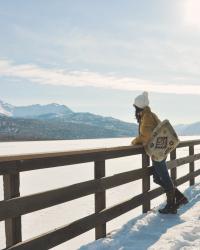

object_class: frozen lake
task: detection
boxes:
[1,136,200,250]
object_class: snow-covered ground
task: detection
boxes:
[0,136,200,249]
[80,183,200,250]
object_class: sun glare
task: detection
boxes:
[183,0,200,28]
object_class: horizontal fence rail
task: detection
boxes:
[0,139,200,249]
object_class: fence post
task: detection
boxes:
[189,145,195,186]
[170,150,177,185]
[94,160,106,239]
[142,153,150,213]
[3,168,22,247]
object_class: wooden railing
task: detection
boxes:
[1,139,200,250]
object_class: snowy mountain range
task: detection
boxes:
[0,100,73,118]
[0,100,137,141]
[1,99,199,141]
[174,122,200,136]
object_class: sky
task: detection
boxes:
[1,0,200,124]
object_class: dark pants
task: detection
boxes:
[152,160,174,192]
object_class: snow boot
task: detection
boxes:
[159,190,177,214]
[175,188,188,208]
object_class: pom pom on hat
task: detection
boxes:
[134,91,149,109]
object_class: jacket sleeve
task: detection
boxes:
[131,113,154,145]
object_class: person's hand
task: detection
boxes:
[131,138,136,145]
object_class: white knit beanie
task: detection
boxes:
[134,91,149,109]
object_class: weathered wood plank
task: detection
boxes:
[138,168,200,207]
[142,153,150,213]
[148,187,164,200]
[4,192,147,250]
[189,146,195,186]
[148,169,200,201]
[0,145,144,163]
[0,167,152,221]
[0,146,131,162]
[3,171,22,247]
[193,168,200,178]
[170,150,177,184]
[94,160,106,239]
[177,139,200,148]
[176,168,200,186]
[0,139,200,174]
[167,153,200,170]
[1,138,199,164]
[140,168,200,206]
[0,146,144,175]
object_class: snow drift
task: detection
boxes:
[80,183,200,250]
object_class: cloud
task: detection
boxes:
[0,58,200,95]
[183,0,200,29]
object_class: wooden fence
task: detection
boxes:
[1,139,200,250]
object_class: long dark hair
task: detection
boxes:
[134,105,144,123]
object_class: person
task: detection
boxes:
[131,91,188,214]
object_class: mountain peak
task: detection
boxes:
[48,103,61,106]
[0,99,13,116]
[0,100,73,118]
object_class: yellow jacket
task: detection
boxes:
[132,106,160,145]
